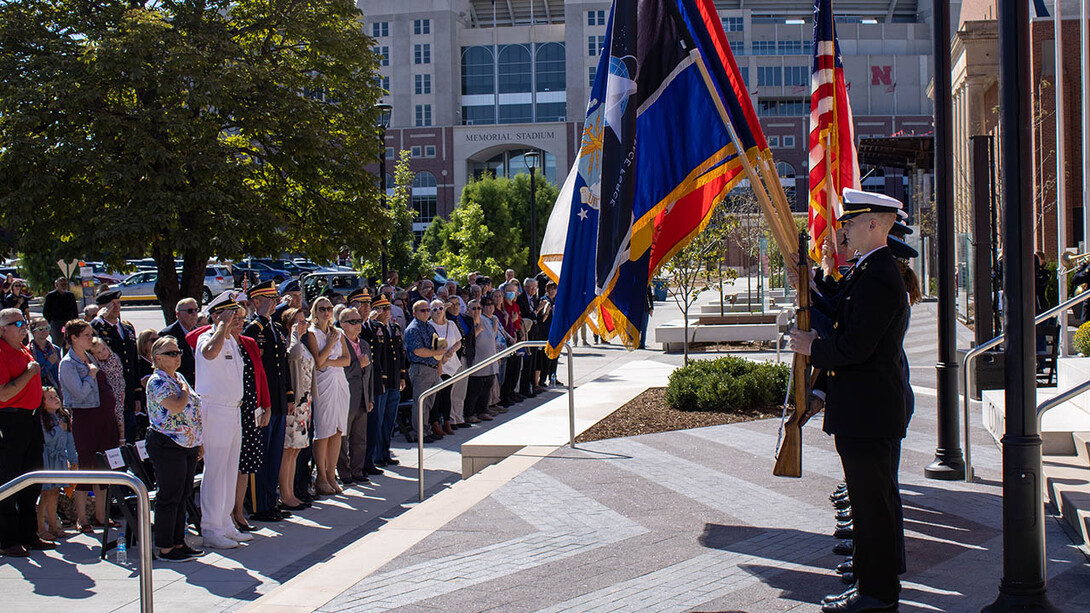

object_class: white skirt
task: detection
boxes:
[313,366,350,439]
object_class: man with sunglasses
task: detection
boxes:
[0,308,51,557]
[243,281,294,522]
[160,297,200,384]
[404,299,445,443]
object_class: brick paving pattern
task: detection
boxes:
[316,304,1090,612]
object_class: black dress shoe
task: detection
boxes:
[250,510,284,523]
[834,523,853,540]
[384,457,399,466]
[820,592,897,612]
[234,521,260,532]
[840,571,856,584]
[822,587,857,606]
[833,539,854,556]
[365,465,384,476]
[833,498,851,510]
[280,502,308,511]
[836,559,854,574]
[836,509,853,522]
[422,434,439,443]
[280,509,293,519]
[352,475,371,484]
[339,476,356,485]
[375,460,388,467]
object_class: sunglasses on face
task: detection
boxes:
[469,307,482,311]
[342,319,363,325]
[157,350,182,358]
[179,308,198,314]
[413,307,428,313]
[378,306,391,311]
[430,307,443,312]
[318,306,333,313]
[2,320,26,329]
[32,326,50,333]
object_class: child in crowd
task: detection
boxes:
[38,387,77,540]
[91,337,126,436]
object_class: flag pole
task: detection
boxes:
[824,130,840,269]
[691,52,796,260]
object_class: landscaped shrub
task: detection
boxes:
[1074,321,1090,356]
[665,356,790,413]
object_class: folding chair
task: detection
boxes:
[1036,324,1059,386]
[94,447,140,560]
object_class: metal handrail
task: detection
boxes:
[0,470,153,612]
[1037,379,1090,428]
[961,288,1090,482]
[415,340,574,501]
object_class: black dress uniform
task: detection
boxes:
[91,290,139,443]
[810,194,909,609]
[365,297,408,465]
[243,280,294,521]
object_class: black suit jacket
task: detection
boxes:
[811,247,909,439]
[243,315,292,415]
[159,320,196,385]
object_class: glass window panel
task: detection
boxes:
[462,105,495,125]
[498,103,532,124]
[535,102,566,123]
[535,42,565,92]
[461,46,494,95]
[498,44,531,94]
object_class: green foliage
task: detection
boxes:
[357,150,432,282]
[423,172,558,281]
[0,0,385,321]
[1074,321,1090,357]
[665,356,790,412]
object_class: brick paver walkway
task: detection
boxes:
[316,304,1090,612]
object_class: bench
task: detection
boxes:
[695,313,780,326]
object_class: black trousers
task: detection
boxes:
[836,435,902,603]
[501,356,521,401]
[463,375,494,418]
[145,430,199,549]
[430,375,452,424]
[0,411,43,549]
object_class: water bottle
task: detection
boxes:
[116,525,128,566]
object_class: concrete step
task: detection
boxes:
[982,389,1090,455]
[1075,431,1090,469]
[1043,453,1090,545]
[1057,357,1090,415]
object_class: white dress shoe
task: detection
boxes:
[226,530,253,542]
[204,534,239,549]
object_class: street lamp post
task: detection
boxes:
[523,150,541,272]
[376,103,393,283]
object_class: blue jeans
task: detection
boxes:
[369,389,401,465]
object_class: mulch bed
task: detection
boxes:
[575,387,783,443]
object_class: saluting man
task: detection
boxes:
[243,281,294,522]
[191,291,249,549]
[790,189,910,613]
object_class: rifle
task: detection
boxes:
[774,231,812,478]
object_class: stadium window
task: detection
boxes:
[498,103,532,124]
[385,147,394,160]
[414,104,432,126]
[410,146,422,157]
[752,40,776,54]
[415,74,432,95]
[739,66,749,86]
[588,10,606,26]
[414,43,431,65]
[374,46,389,67]
[461,46,495,96]
[462,105,495,125]
[412,171,438,222]
[778,40,805,55]
[588,66,597,87]
[498,44,532,94]
[425,145,437,158]
[757,66,782,87]
[768,136,780,148]
[371,22,388,37]
[535,42,566,92]
[784,66,808,87]
[588,35,606,56]
[413,19,431,35]
[375,75,390,93]
[783,135,796,148]
[723,17,744,32]
[535,102,566,123]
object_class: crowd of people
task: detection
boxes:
[0,267,562,561]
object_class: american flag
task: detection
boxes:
[807,0,860,264]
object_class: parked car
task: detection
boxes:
[232,259,291,287]
[300,271,369,305]
[253,258,311,278]
[108,265,237,305]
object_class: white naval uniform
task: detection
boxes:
[195,330,244,539]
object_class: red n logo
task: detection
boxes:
[871,66,892,86]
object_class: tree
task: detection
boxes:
[0,0,386,323]
[357,150,432,282]
[662,215,734,364]
[433,202,504,280]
